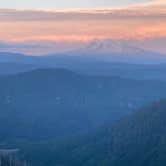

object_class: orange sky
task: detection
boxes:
[0,0,166,43]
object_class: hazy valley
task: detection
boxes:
[0,1,166,164]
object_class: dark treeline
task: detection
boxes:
[0,155,25,166]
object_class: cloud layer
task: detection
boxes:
[0,0,165,42]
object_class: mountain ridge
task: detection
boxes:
[0,69,166,141]
[15,99,166,166]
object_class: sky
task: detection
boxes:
[0,0,158,9]
[0,0,165,55]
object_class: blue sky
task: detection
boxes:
[0,0,156,9]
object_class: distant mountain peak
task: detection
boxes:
[66,39,166,64]
[77,39,147,55]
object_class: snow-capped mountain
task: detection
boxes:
[80,39,147,55]
[69,39,166,64]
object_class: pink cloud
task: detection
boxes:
[0,1,165,42]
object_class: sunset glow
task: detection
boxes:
[0,0,165,43]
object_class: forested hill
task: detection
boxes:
[18,100,166,166]
[0,69,166,141]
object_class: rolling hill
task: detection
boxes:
[2,52,166,81]
[0,63,37,75]
[0,69,166,141]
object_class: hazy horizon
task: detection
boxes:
[0,0,165,43]
[0,0,165,55]
[1,1,166,166]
